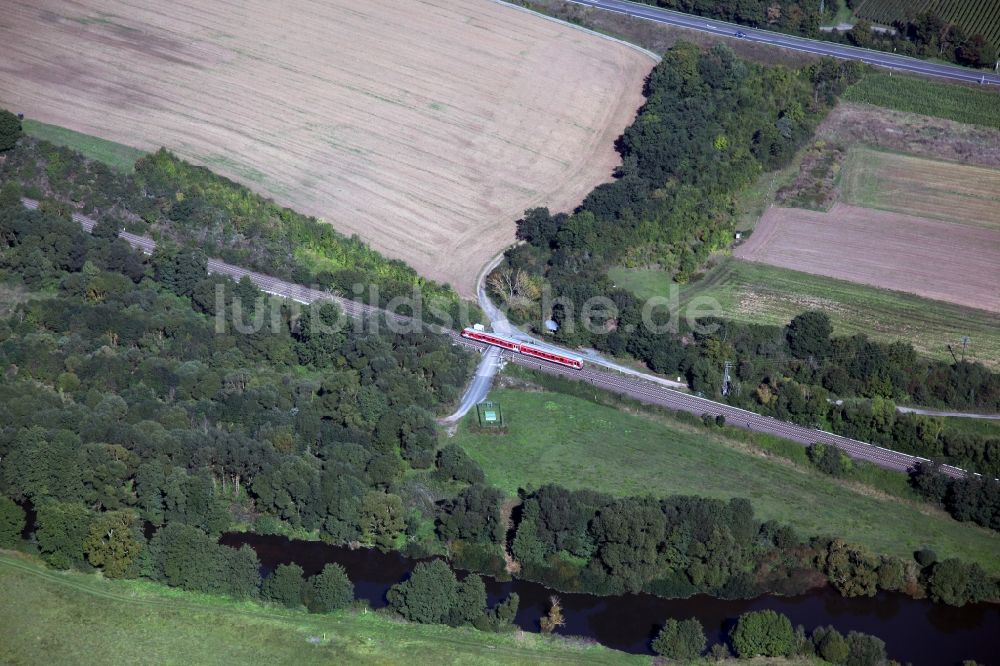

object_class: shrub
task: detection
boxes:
[652,617,706,660]
[387,559,458,624]
[730,610,795,658]
[304,563,354,613]
[262,563,305,608]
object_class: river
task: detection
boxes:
[221,532,1000,665]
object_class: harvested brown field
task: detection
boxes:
[0,0,653,295]
[735,203,1000,313]
[842,147,1000,230]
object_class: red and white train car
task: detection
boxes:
[461,328,584,369]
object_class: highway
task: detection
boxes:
[562,0,1000,85]
[24,196,977,480]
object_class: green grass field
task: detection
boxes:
[22,119,145,172]
[840,145,1000,229]
[451,388,1000,573]
[939,416,1000,438]
[609,259,1000,368]
[843,73,1000,129]
[0,552,642,666]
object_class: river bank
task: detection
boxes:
[222,532,1000,665]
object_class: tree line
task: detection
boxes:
[0,124,476,329]
[630,0,997,68]
[651,610,888,664]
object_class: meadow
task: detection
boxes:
[21,120,145,173]
[610,259,1000,368]
[0,552,641,666]
[841,146,1000,229]
[451,388,1000,573]
[0,0,652,295]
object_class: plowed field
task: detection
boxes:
[736,203,1000,313]
[0,0,652,295]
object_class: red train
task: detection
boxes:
[461,328,584,369]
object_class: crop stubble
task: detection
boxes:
[0,0,652,295]
[736,203,1000,313]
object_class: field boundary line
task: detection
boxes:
[489,0,662,62]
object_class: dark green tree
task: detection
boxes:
[0,109,22,152]
[151,243,207,297]
[730,610,795,658]
[304,563,354,613]
[808,443,852,477]
[83,511,143,578]
[812,625,849,664]
[222,545,262,600]
[0,495,25,546]
[652,617,707,660]
[386,559,457,624]
[845,631,887,666]
[34,500,92,569]
[262,563,305,608]
[927,558,994,606]
[360,491,405,550]
[447,573,487,626]
[435,444,485,484]
[787,310,833,360]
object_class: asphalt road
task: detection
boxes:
[442,347,503,423]
[23,197,975,479]
[564,0,1000,85]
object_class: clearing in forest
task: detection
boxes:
[0,0,652,295]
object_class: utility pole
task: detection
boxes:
[947,344,959,364]
[722,361,733,397]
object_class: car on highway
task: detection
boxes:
[735,30,748,38]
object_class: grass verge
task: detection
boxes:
[450,385,1000,573]
[22,119,145,172]
[609,258,1000,368]
[843,73,1000,129]
[0,551,642,666]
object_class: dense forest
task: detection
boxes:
[630,0,997,67]
[491,44,1000,477]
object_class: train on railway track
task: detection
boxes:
[461,327,584,369]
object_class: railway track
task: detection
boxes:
[21,198,973,479]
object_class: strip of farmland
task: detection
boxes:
[735,203,1000,313]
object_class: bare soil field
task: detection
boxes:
[735,203,1000,313]
[0,0,652,295]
